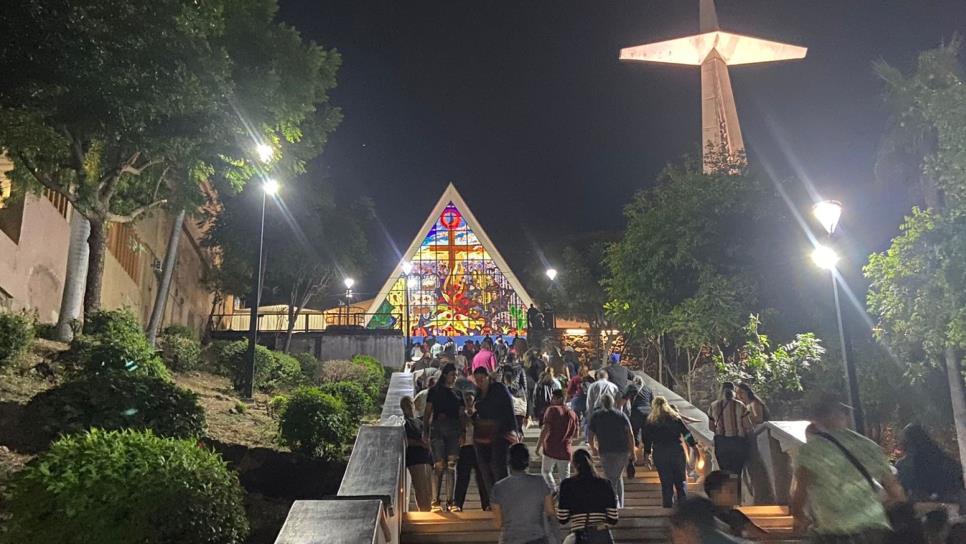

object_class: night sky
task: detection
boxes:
[276,0,966,299]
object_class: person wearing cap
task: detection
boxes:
[423,363,464,512]
[790,395,906,542]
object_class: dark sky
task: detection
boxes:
[277,0,966,298]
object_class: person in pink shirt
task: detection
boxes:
[471,339,497,374]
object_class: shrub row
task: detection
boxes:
[0,311,35,366]
[1,429,248,544]
[67,309,169,379]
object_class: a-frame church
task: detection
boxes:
[364,183,534,340]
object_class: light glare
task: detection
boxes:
[811,245,839,270]
[344,278,355,289]
[546,268,558,281]
[401,261,413,275]
[813,200,842,235]
[262,179,280,195]
[256,143,274,163]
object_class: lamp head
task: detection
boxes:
[546,268,558,281]
[401,261,413,275]
[343,277,355,289]
[262,178,280,195]
[813,200,842,235]
[256,143,274,163]
[811,245,839,270]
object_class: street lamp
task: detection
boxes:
[244,178,280,398]
[811,200,864,433]
[544,268,558,329]
[343,277,355,326]
[401,262,414,360]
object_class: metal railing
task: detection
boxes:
[209,311,398,333]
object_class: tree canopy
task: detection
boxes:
[0,0,342,319]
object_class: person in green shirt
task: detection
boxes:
[790,396,906,543]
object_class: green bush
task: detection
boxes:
[68,309,168,379]
[294,351,323,380]
[221,341,303,392]
[268,395,289,419]
[84,308,142,337]
[278,387,352,458]
[34,322,58,341]
[23,373,206,448]
[273,352,305,389]
[0,311,35,365]
[2,429,248,544]
[159,334,202,372]
[318,381,373,420]
[317,359,370,385]
[162,323,197,340]
[352,354,385,399]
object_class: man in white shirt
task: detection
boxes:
[584,369,619,442]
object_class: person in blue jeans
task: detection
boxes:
[642,396,689,508]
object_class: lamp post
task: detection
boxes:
[243,178,280,399]
[544,267,558,329]
[812,200,864,434]
[343,277,355,326]
[401,261,414,361]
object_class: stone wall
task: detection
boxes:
[0,174,213,333]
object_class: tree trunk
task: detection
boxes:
[146,209,185,345]
[944,346,966,488]
[657,335,664,385]
[283,303,298,354]
[55,213,90,341]
[82,217,108,326]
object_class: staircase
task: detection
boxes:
[401,427,802,543]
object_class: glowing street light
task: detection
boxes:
[546,268,558,281]
[244,177,281,398]
[813,200,842,235]
[811,245,839,270]
[256,143,274,163]
[401,261,413,275]
[344,277,355,290]
[810,199,864,434]
[262,178,280,195]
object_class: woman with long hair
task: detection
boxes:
[532,367,561,426]
[897,423,964,504]
[708,382,751,499]
[556,449,618,544]
[643,396,689,508]
[736,382,774,503]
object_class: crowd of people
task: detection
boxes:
[399,337,965,544]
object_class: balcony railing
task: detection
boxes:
[209,311,398,333]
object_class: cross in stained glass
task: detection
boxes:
[425,204,480,273]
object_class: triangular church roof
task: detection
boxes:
[364,183,534,329]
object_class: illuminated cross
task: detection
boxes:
[427,205,480,274]
[620,0,806,171]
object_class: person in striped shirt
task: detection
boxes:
[708,382,752,497]
[556,449,619,544]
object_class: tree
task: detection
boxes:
[0,0,342,324]
[604,150,786,395]
[865,38,966,479]
[204,178,371,353]
[715,314,825,410]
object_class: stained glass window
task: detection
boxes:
[368,200,528,339]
